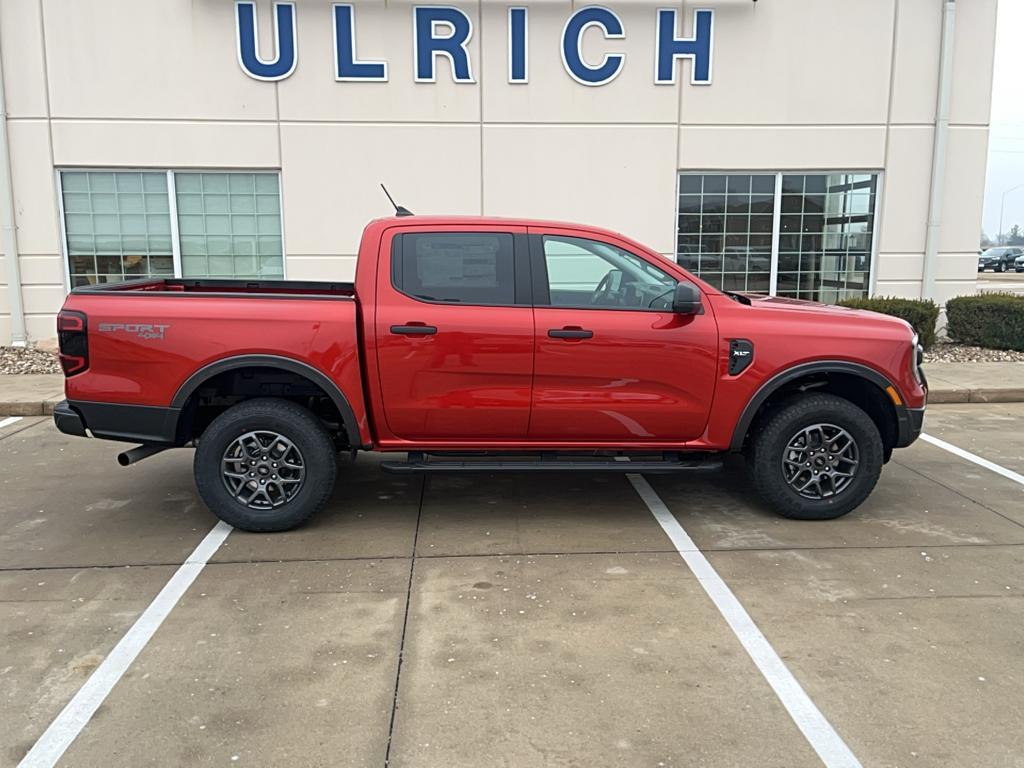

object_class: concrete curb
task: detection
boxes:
[0,400,62,417]
[3,390,1024,418]
[926,388,1024,404]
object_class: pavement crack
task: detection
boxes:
[383,473,425,767]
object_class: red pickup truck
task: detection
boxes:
[54,215,926,532]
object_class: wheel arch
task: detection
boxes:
[730,361,909,454]
[171,354,361,447]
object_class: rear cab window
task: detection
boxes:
[391,232,529,306]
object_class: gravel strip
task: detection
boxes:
[924,343,1024,364]
[0,346,62,375]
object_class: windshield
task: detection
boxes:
[981,248,1009,257]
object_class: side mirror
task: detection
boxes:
[672,282,702,315]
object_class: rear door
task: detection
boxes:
[529,229,718,442]
[374,225,534,440]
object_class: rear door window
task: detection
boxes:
[393,232,517,305]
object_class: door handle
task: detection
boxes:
[548,327,593,339]
[391,324,437,336]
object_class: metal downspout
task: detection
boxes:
[921,0,957,301]
[0,34,27,346]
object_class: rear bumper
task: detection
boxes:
[53,401,88,437]
[53,399,180,445]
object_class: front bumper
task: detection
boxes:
[896,406,926,448]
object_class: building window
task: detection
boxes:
[60,170,284,287]
[61,171,174,286]
[676,172,878,303]
[175,173,283,278]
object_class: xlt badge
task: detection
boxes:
[728,339,754,376]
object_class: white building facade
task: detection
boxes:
[0,0,998,346]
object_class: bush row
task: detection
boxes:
[837,293,1024,352]
[945,293,1024,352]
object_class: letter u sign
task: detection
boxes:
[236,1,297,81]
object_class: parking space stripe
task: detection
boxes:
[920,433,1024,486]
[627,474,862,768]
[17,521,233,768]
[0,416,24,429]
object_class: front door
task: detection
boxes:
[529,230,718,442]
[374,226,534,441]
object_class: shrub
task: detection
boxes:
[946,293,1024,351]
[837,297,940,350]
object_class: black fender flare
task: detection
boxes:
[729,360,911,451]
[171,354,362,447]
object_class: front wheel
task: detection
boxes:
[996,262,1005,273]
[747,394,883,520]
[194,398,337,532]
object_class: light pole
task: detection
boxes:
[999,183,1024,245]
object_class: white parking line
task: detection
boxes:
[627,474,862,768]
[920,433,1024,487]
[0,416,24,429]
[17,521,233,768]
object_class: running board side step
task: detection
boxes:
[381,452,723,474]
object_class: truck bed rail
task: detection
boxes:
[71,278,355,299]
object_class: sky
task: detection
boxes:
[982,0,1024,240]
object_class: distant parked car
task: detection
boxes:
[978,247,1022,272]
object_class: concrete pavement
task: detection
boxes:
[2,405,1024,766]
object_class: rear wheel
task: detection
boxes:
[194,398,336,532]
[747,394,883,520]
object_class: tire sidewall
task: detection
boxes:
[195,400,336,531]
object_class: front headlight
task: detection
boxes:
[910,332,923,385]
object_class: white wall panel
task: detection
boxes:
[680,0,893,125]
[483,125,676,253]
[0,0,49,117]
[51,121,280,168]
[679,126,886,171]
[878,126,933,254]
[41,0,276,120]
[280,123,481,256]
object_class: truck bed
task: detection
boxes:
[59,277,369,447]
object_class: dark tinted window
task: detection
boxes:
[395,233,515,305]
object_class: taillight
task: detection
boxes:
[57,310,89,376]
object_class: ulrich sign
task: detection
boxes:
[235,2,714,86]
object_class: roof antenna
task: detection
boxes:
[380,184,414,217]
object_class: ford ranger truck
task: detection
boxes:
[53,216,927,532]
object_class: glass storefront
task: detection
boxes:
[676,172,878,303]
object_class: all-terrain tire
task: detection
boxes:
[747,394,883,521]
[194,398,337,532]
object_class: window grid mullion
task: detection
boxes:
[167,170,183,279]
[769,172,782,296]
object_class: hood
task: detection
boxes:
[732,292,915,336]
[733,293,861,315]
